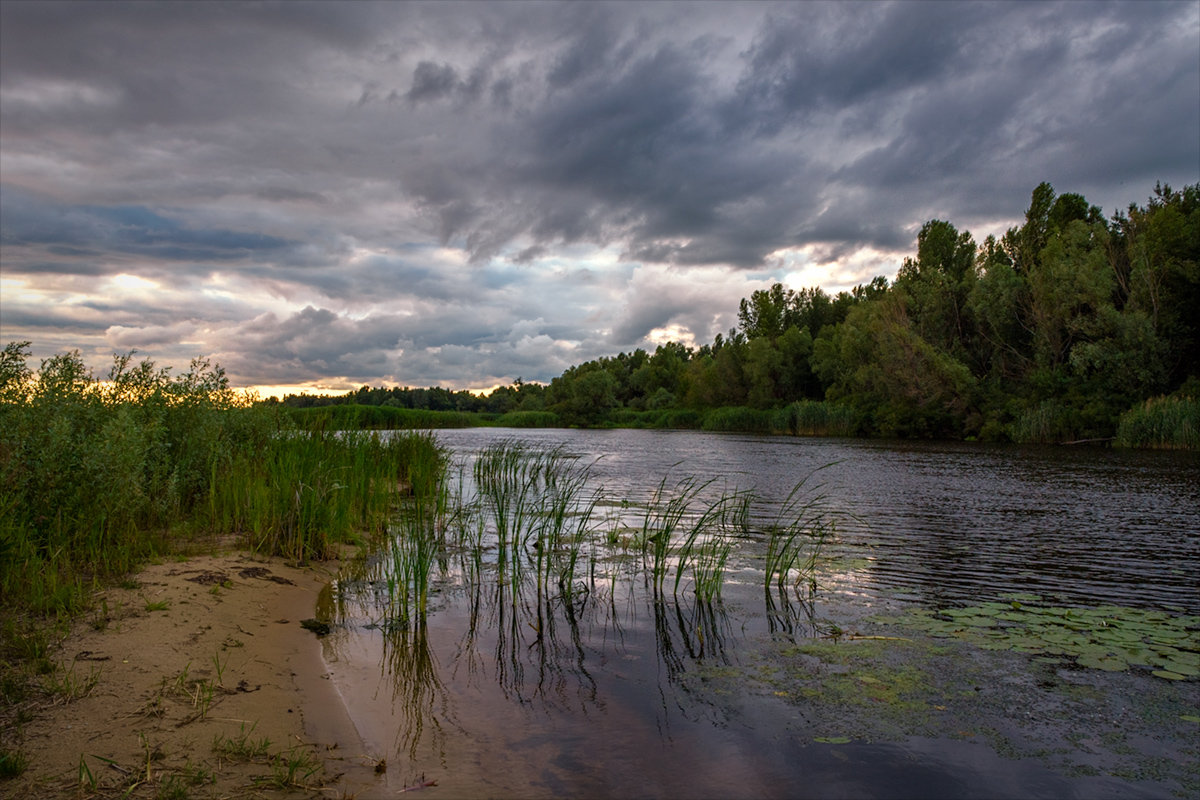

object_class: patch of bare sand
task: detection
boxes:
[7,551,383,798]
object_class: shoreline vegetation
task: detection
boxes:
[279,396,1196,451]
[0,343,446,794]
[271,183,1198,451]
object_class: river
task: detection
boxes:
[317,429,1200,798]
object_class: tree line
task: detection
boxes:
[277,182,1198,444]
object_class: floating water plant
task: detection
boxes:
[876,596,1200,680]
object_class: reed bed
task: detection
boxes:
[0,343,446,616]
[776,400,859,437]
[1114,395,1200,450]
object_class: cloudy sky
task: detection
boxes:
[1,1,1197,395]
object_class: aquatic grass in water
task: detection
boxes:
[763,471,836,601]
[207,429,447,561]
[636,474,712,595]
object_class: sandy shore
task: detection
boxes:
[7,549,380,799]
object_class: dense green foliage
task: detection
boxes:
[526,182,1198,444]
[0,343,445,617]
[262,182,1196,446]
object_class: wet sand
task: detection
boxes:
[7,549,378,798]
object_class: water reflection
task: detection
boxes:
[379,624,446,763]
[319,429,1200,796]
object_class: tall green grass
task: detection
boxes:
[0,343,446,616]
[763,472,836,602]
[491,410,560,428]
[1007,400,1082,444]
[205,429,446,561]
[700,406,777,433]
[1114,395,1200,450]
[776,401,859,437]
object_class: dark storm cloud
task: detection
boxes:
[1,187,294,268]
[1,0,1195,388]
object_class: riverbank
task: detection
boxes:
[4,548,373,799]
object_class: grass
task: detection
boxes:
[284,403,477,430]
[764,471,837,601]
[211,723,272,761]
[776,400,859,437]
[1115,394,1199,450]
[0,343,449,618]
[43,662,101,704]
[265,747,322,789]
[1008,399,1082,444]
[0,747,27,779]
[700,406,777,433]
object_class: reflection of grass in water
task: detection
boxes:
[381,625,447,762]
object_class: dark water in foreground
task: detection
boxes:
[319,430,1200,798]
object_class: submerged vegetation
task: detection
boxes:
[273,182,1199,448]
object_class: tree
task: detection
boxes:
[738,283,795,341]
[893,219,977,359]
[812,298,977,438]
[548,366,617,427]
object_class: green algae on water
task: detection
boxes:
[874,597,1200,679]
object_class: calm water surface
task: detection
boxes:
[319,430,1200,798]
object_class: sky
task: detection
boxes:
[1,1,1197,396]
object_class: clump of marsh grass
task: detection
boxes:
[206,429,446,562]
[1114,394,1199,450]
[636,474,711,596]
[763,471,837,602]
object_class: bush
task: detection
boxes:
[0,343,449,614]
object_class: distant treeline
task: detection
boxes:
[273,182,1198,447]
[269,380,546,416]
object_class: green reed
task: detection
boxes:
[385,495,442,628]
[763,471,836,600]
[637,475,698,595]
[0,342,447,616]
[469,442,602,605]
[206,429,446,561]
[1114,394,1199,450]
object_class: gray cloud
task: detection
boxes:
[1,0,1195,390]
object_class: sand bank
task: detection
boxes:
[7,550,381,798]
